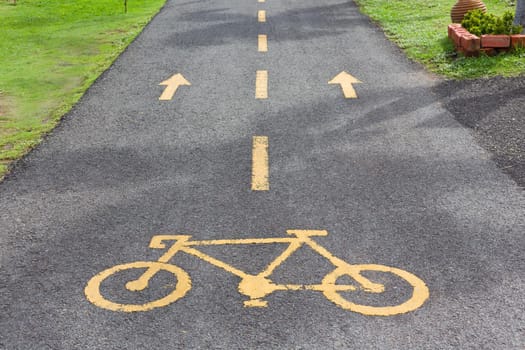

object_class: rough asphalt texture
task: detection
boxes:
[435,76,525,188]
[1,0,524,349]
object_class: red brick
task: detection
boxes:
[448,26,457,38]
[481,35,510,48]
[511,34,525,48]
[448,23,462,38]
[450,33,459,47]
[452,29,469,47]
[461,34,480,53]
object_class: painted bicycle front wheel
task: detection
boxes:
[85,261,191,312]
[322,264,429,316]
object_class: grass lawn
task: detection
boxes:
[0,0,166,179]
[353,0,525,79]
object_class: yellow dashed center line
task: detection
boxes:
[255,70,268,99]
[258,34,268,52]
[258,10,266,22]
[255,3,268,188]
[252,136,269,191]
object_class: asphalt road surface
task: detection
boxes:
[1,0,524,349]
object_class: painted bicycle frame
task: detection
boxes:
[85,230,429,316]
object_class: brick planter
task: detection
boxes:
[448,24,525,56]
[481,34,510,48]
[511,34,525,47]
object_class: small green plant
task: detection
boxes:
[513,44,525,57]
[462,9,523,36]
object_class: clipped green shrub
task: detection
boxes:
[462,9,523,36]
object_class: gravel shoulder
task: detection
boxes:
[434,76,525,188]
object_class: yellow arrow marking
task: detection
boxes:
[258,34,268,52]
[159,73,191,100]
[255,70,268,99]
[258,10,266,22]
[252,136,269,191]
[328,71,362,99]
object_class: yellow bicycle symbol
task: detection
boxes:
[85,230,429,316]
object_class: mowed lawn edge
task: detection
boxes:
[353,0,525,79]
[0,0,168,180]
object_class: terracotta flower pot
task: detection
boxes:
[451,0,487,23]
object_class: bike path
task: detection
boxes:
[1,0,525,348]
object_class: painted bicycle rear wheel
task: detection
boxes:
[85,261,191,312]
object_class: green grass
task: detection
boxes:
[353,0,525,79]
[0,0,166,179]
